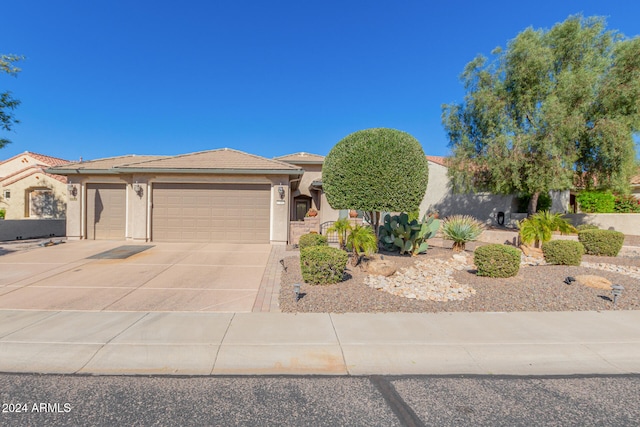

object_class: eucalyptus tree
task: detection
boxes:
[442,15,640,214]
[1,54,23,148]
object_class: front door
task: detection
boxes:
[295,199,310,221]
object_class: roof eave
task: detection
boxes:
[46,167,304,176]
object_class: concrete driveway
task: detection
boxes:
[0,240,272,312]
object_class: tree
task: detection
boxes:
[322,128,429,233]
[442,15,640,215]
[1,54,23,148]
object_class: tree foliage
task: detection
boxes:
[1,54,23,148]
[322,128,429,232]
[442,15,640,214]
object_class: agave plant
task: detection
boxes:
[346,225,378,265]
[327,218,352,250]
[518,210,577,248]
[441,215,484,252]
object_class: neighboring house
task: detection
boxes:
[419,156,569,226]
[0,151,69,219]
[47,149,303,244]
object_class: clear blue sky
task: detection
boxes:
[2,0,639,162]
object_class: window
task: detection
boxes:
[28,189,55,218]
[3,190,9,199]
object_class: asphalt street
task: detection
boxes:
[1,374,639,426]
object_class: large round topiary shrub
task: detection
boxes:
[298,233,328,250]
[300,246,349,285]
[578,229,624,256]
[542,240,585,265]
[322,128,429,215]
[474,244,521,278]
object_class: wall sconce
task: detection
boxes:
[67,183,78,197]
[133,181,143,197]
[278,186,285,200]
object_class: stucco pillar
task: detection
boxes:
[270,178,290,244]
[65,181,82,240]
[128,176,149,241]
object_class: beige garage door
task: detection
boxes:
[86,183,126,240]
[152,183,271,243]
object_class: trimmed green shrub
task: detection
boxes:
[576,191,615,213]
[578,229,624,256]
[542,240,585,265]
[474,244,521,278]
[576,224,599,231]
[298,233,328,250]
[300,246,349,285]
[614,194,640,213]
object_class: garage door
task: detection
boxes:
[86,183,126,240]
[152,183,271,243]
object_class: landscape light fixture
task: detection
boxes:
[294,283,301,301]
[278,186,285,200]
[611,284,624,307]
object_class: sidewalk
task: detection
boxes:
[1,310,638,376]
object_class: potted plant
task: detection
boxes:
[306,208,318,217]
[0,209,5,219]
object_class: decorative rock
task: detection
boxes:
[361,255,397,277]
[520,244,543,258]
[575,275,612,290]
[364,254,476,302]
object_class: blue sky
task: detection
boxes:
[2,0,639,162]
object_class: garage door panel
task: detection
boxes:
[86,184,126,240]
[152,183,270,243]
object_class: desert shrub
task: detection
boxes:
[614,194,640,213]
[542,240,584,265]
[300,246,348,285]
[474,244,521,278]
[577,191,615,213]
[518,211,576,247]
[578,229,624,256]
[298,233,328,250]
[441,215,484,251]
[576,224,599,231]
[378,213,440,255]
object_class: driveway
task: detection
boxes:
[0,240,272,312]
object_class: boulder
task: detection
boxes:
[520,244,543,258]
[361,255,397,277]
[575,275,612,290]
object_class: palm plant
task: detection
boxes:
[327,218,351,250]
[518,210,577,248]
[346,225,378,265]
[441,215,484,252]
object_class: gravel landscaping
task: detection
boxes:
[279,244,640,313]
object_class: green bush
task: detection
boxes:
[542,240,585,265]
[518,211,576,247]
[614,194,640,213]
[578,229,624,256]
[576,191,615,213]
[298,233,328,250]
[576,224,599,231]
[300,246,349,285]
[474,244,521,278]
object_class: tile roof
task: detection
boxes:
[51,155,168,170]
[275,152,325,164]
[0,151,70,167]
[122,149,301,171]
[426,155,449,167]
[48,149,302,174]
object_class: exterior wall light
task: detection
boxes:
[278,186,285,200]
[67,183,78,197]
[133,182,143,197]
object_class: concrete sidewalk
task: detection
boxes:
[0,310,638,376]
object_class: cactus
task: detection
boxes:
[379,213,440,256]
